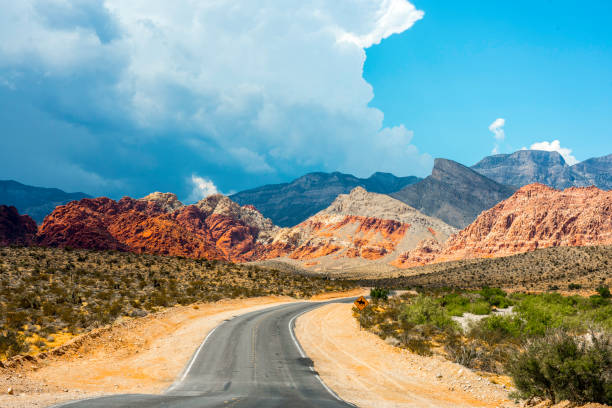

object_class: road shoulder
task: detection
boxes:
[295,302,518,408]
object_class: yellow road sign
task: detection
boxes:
[354,296,369,311]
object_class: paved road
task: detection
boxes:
[53,299,357,408]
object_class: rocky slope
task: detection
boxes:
[0,205,37,246]
[265,187,457,270]
[231,171,420,227]
[391,159,516,229]
[37,195,279,262]
[471,150,612,190]
[0,180,90,224]
[139,192,184,212]
[394,184,612,267]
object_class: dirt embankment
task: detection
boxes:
[295,302,518,408]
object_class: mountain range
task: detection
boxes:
[0,180,90,224]
[2,150,610,230]
[3,180,610,278]
[230,172,420,227]
[471,150,612,190]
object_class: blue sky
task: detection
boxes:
[1,1,610,201]
[365,0,612,166]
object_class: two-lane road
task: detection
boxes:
[53,299,357,408]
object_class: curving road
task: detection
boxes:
[53,298,357,408]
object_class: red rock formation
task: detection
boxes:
[393,184,612,267]
[37,197,267,262]
[0,205,37,246]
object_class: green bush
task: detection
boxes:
[598,286,611,299]
[401,295,455,330]
[370,287,389,301]
[470,315,525,344]
[568,283,582,290]
[506,330,612,404]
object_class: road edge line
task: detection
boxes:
[165,321,224,393]
[288,307,357,407]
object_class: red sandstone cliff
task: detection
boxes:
[393,184,612,267]
[0,205,37,246]
[37,196,274,262]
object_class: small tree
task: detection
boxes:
[370,287,389,301]
[506,330,611,404]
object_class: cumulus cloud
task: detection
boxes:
[488,118,506,154]
[0,0,430,198]
[186,174,220,204]
[523,140,578,165]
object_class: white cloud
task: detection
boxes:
[337,0,424,47]
[523,140,578,165]
[488,118,505,154]
[0,0,431,180]
[489,118,505,141]
[186,174,220,203]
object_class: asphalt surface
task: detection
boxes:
[53,298,357,408]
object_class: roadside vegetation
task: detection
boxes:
[354,287,612,404]
[0,246,355,360]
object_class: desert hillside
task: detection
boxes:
[0,246,355,360]
[360,245,612,291]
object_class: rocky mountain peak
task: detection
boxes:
[140,192,184,212]
[196,194,278,241]
[196,194,240,218]
[317,187,456,235]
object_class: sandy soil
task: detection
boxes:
[0,290,361,408]
[295,302,519,408]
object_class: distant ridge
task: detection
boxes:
[471,150,612,190]
[0,180,91,224]
[391,158,516,229]
[231,171,420,227]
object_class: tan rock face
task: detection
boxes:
[264,187,457,266]
[394,183,612,267]
[195,194,278,243]
[139,192,184,212]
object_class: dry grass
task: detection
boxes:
[356,245,612,291]
[0,246,355,360]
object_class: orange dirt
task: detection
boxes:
[295,303,518,408]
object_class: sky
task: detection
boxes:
[1,0,610,201]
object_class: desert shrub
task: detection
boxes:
[400,295,455,330]
[354,305,377,329]
[469,315,525,344]
[370,287,389,301]
[506,330,612,404]
[598,286,611,299]
[0,329,29,358]
[568,283,582,290]
[467,300,492,315]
